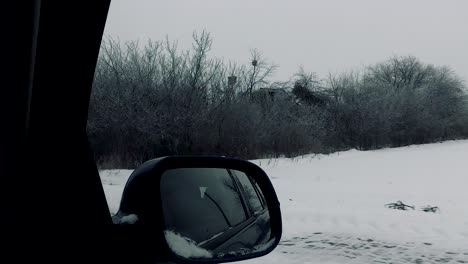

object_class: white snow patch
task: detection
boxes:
[119,214,139,225]
[164,230,213,259]
[99,169,133,214]
[100,140,468,263]
[249,140,468,250]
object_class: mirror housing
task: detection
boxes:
[113,156,282,263]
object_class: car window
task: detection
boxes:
[231,170,264,214]
[253,180,267,209]
[160,168,247,243]
[92,1,468,263]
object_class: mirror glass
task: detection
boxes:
[160,168,274,260]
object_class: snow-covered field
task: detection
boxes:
[100,140,468,263]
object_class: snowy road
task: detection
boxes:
[100,140,468,263]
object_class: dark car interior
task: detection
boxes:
[5,1,115,262]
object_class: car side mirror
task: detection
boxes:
[112,156,282,263]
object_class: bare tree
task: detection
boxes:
[246,49,277,98]
[88,33,468,168]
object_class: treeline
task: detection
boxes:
[87,31,468,168]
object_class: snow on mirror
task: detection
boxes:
[160,168,274,260]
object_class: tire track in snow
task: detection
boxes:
[248,233,468,264]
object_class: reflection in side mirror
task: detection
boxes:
[161,168,273,260]
[114,156,282,263]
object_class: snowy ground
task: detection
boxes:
[100,140,468,263]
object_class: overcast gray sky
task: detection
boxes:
[104,0,468,83]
